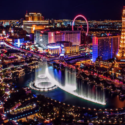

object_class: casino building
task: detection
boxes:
[48,31,81,45]
[23,12,49,33]
[25,12,44,21]
[34,30,81,49]
[47,41,79,55]
[92,35,120,62]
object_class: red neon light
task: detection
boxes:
[56,31,60,34]
[41,31,44,33]
[95,37,98,45]
[72,14,89,36]
[0,37,3,40]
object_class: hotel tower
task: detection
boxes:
[117,6,125,61]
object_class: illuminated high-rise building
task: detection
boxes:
[48,31,81,45]
[23,12,48,33]
[34,30,81,49]
[117,6,125,61]
[25,12,43,21]
[92,36,120,62]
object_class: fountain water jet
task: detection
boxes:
[30,62,57,91]
[30,62,106,105]
[64,68,77,91]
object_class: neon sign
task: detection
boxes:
[72,14,89,36]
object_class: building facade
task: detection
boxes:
[23,12,49,33]
[25,12,44,21]
[34,30,49,49]
[47,41,79,55]
[92,36,120,62]
[48,31,81,46]
[34,30,81,49]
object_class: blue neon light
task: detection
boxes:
[92,44,98,62]
[33,94,37,98]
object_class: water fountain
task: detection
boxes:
[77,81,105,104]
[65,67,77,91]
[29,62,57,91]
[63,67,105,105]
[29,62,106,105]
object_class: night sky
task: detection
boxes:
[0,0,125,20]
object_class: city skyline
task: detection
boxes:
[1,2,125,125]
[0,0,125,20]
